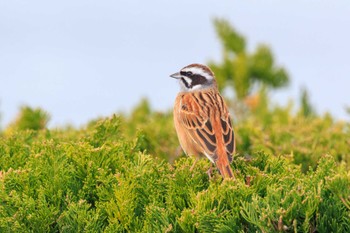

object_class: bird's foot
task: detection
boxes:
[189,159,198,172]
[206,163,213,179]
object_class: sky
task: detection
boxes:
[1,0,349,128]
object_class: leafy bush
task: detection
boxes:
[209,18,289,99]
[5,106,50,133]
[119,99,180,162]
[121,98,350,173]
[1,115,350,232]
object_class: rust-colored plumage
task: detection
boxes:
[171,64,235,179]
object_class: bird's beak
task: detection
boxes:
[170,72,182,79]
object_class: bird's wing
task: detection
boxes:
[178,91,235,163]
[219,108,235,163]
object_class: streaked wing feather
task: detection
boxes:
[221,115,235,162]
[179,100,218,161]
[178,91,235,163]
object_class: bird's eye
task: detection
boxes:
[186,71,193,76]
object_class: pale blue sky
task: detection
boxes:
[1,0,349,127]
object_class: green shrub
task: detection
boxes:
[5,106,50,133]
[1,116,349,232]
[120,98,350,173]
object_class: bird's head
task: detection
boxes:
[170,63,217,92]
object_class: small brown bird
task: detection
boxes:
[171,63,235,179]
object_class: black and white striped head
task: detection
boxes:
[170,63,217,92]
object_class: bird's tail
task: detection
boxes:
[215,157,234,179]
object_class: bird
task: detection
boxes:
[170,63,235,179]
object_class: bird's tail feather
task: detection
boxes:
[216,159,234,179]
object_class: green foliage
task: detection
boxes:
[235,100,350,172]
[1,110,350,232]
[209,18,289,99]
[0,103,2,132]
[6,106,50,132]
[346,106,350,116]
[299,87,316,118]
[120,99,180,162]
[121,97,350,174]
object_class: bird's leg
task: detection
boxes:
[190,158,198,172]
[206,162,213,179]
